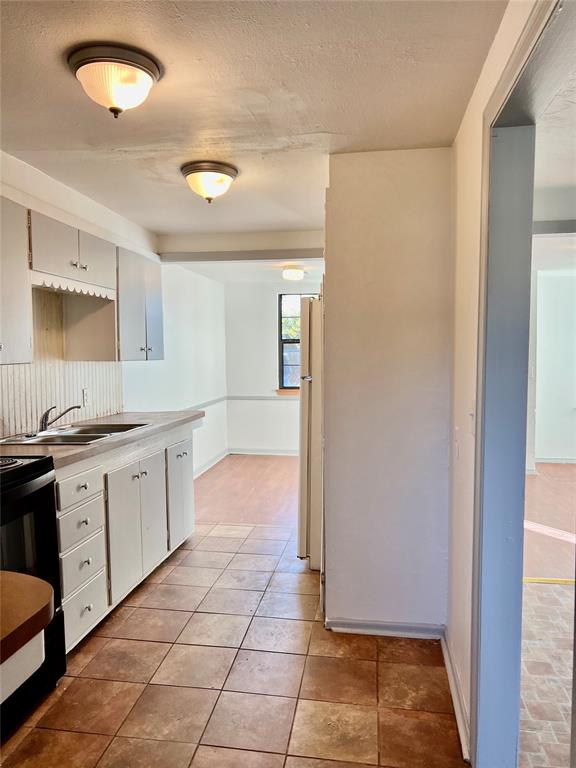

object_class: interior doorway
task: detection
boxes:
[471,2,576,766]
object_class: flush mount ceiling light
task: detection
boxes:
[181,161,239,204]
[68,44,162,118]
[282,266,305,282]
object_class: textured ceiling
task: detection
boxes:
[534,73,576,219]
[0,0,507,234]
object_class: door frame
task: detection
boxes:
[470,0,565,764]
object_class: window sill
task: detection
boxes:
[276,388,300,396]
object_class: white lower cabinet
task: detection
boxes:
[106,451,168,603]
[106,460,144,604]
[60,529,106,599]
[63,570,108,650]
[140,451,168,573]
[166,439,194,550]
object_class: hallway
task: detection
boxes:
[2,456,465,767]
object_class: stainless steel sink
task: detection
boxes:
[0,423,148,445]
[59,424,147,435]
[22,434,108,445]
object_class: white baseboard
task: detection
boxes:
[441,636,471,763]
[324,617,444,639]
[228,447,299,456]
[535,457,576,464]
[193,450,229,478]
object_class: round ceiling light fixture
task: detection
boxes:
[181,161,239,204]
[282,266,305,282]
[68,44,162,118]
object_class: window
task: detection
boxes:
[278,293,317,389]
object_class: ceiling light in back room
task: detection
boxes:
[68,44,162,118]
[181,161,239,204]
[282,266,305,282]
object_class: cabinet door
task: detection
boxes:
[166,439,194,550]
[140,451,168,573]
[78,231,116,288]
[0,198,33,363]
[29,210,80,280]
[106,461,143,603]
[117,248,146,360]
[144,259,164,360]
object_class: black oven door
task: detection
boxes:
[0,462,66,740]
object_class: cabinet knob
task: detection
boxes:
[80,517,90,526]
[140,346,147,352]
[132,473,140,480]
[182,451,188,457]
[140,470,148,477]
[71,260,79,268]
[176,453,183,459]
[79,482,89,491]
[80,263,89,271]
[84,603,94,613]
[82,557,93,567]
[147,347,153,352]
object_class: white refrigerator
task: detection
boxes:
[298,295,324,572]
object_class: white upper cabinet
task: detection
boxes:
[117,248,164,361]
[117,247,147,360]
[29,212,116,288]
[29,210,80,281]
[144,258,164,360]
[78,231,116,288]
[0,197,33,363]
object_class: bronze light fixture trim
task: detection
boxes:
[181,161,239,203]
[68,44,162,118]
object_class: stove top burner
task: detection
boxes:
[0,457,23,470]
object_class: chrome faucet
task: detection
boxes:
[39,405,82,433]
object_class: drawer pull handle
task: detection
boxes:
[79,482,89,491]
[84,603,94,613]
[80,517,90,526]
[132,473,140,480]
[82,557,93,567]
[140,470,148,477]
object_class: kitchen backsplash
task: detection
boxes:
[0,361,122,438]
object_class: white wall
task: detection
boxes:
[122,265,228,474]
[225,280,321,454]
[447,0,542,744]
[324,147,452,631]
[535,271,576,461]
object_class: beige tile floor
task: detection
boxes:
[1,521,466,767]
[519,583,574,768]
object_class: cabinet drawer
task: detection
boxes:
[57,466,103,511]
[63,569,108,651]
[60,529,106,598]
[58,495,105,553]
